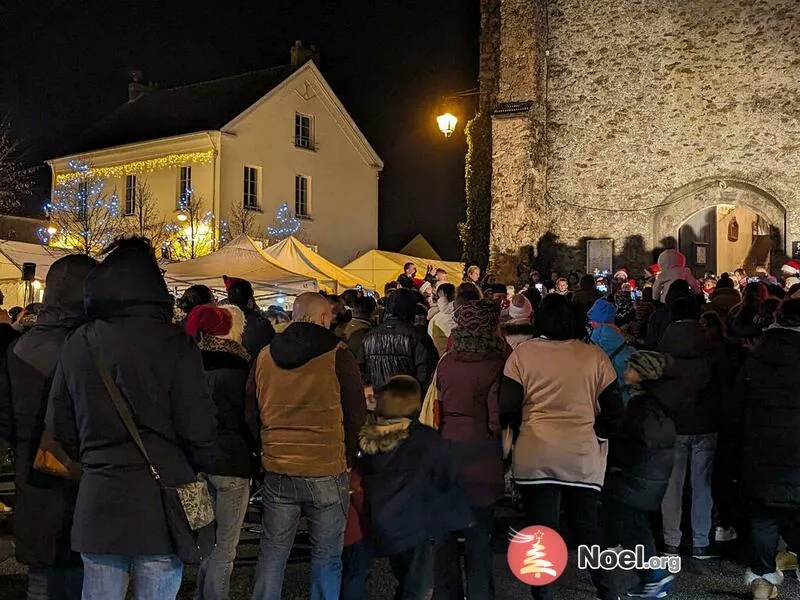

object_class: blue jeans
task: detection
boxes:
[341,539,374,600]
[251,471,349,600]
[81,554,182,600]
[661,433,717,548]
[194,475,250,600]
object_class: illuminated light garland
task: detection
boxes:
[55,150,214,184]
[267,202,302,239]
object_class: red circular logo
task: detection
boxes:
[507,525,568,586]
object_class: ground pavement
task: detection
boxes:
[2,532,799,599]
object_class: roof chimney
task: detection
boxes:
[290,40,320,70]
[128,69,154,102]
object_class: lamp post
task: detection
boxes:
[435,88,480,138]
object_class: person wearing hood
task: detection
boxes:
[602,351,677,599]
[731,298,800,600]
[588,299,635,406]
[572,273,602,317]
[44,238,218,600]
[359,376,473,600]
[434,300,506,600]
[247,292,366,600]
[342,295,376,358]
[0,255,96,600]
[652,249,701,304]
[428,283,456,357]
[359,288,438,393]
[657,297,726,560]
[224,275,275,359]
[645,279,693,349]
[186,304,257,600]
[501,294,535,349]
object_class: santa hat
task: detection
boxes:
[781,260,800,276]
[508,294,533,320]
[613,268,628,280]
[645,264,661,276]
[628,279,638,289]
[185,304,245,342]
[419,281,433,296]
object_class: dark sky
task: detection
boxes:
[0,0,478,260]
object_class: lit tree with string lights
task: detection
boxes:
[0,115,34,213]
[38,160,125,255]
[165,189,216,260]
[267,202,303,243]
[121,179,170,252]
[220,203,258,246]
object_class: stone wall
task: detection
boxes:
[488,0,800,277]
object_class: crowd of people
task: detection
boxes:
[0,239,799,600]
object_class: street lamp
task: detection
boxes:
[176,212,188,222]
[436,113,458,138]
[434,88,479,138]
[46,226,57,236]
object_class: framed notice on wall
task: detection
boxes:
[586,239,613,275]
[693,242,709,267]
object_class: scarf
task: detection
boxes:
[196,332,251,362]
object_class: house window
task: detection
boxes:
[178,166,192,206]
[243,166,259,209]
[294,113,314,149]
[295,175,310,217]
[124,175,137,215]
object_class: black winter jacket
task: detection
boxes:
[603,384,676,512]
[0,255,96,567]
[657,320,725,435]
[358,289,437,393]
[732,327,800,508]
[358,419,473,556]
[46,242,218,556]
[239,305,275,360]
[198,335,257,478]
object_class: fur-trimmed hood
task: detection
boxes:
[359,418,412,455]
[502,318,536,337]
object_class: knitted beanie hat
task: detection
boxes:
[508,294,533,320]
[456,299,501,331]
[627,351,668,381]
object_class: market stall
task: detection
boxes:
[0,241,74,308]
[344,249,464,293]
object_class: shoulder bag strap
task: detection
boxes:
[85,327,163,483]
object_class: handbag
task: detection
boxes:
[86,329,215,564]
[419,355,446,430]
[33,430,83,481]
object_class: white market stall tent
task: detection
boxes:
[263,236,375,294]
[163,234,318,302]
[344,249,465,293]
[0,240,74,308]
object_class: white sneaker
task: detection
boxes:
[715,526,738,542]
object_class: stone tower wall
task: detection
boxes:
[488,0,800,278]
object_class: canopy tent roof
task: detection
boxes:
[0,240,74,282]
[263,236,375,294]
[399,234,442,261]
[344,249,464,293]
[163,235,317,300]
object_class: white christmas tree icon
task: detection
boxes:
[512,529,558,578]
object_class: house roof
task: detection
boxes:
[65,65,294,156]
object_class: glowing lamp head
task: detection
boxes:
[46,226,57,236]
[176,213,188,222]
[437,112,458,137]
[32,280,42,290]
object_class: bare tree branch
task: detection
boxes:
[121,179,170,251]
[166,190,216,260]
[0,116,34,213]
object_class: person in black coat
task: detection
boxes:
[224,276,275,359]
[0,255,96,600]
[657,298,727,559]
[184,303,256,600]
[603,351,677,598]
[46,238,218,600]
[732,298,800,599]
[358,288,438,393]
[358,376,472,600]
[644,279,693,349]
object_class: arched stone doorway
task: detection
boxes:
[653,179,786,275]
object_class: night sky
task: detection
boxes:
[0,0,479,260]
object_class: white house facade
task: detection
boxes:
[47,50,383,265]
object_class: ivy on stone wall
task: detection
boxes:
[458,112,491,269]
